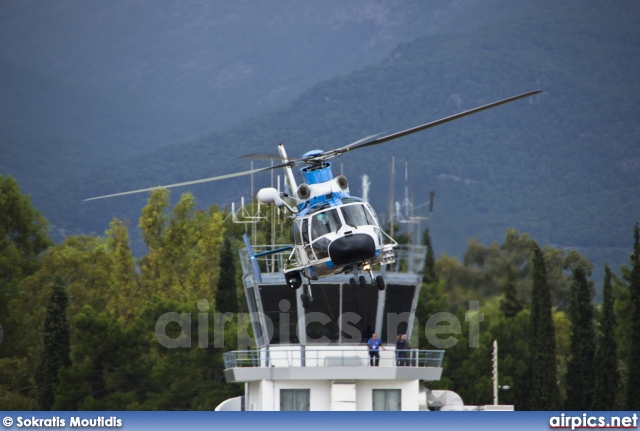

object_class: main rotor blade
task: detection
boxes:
[334,90,542,154]
[238,152,285,161]
[83,166,275,201]
[85,90,540,202]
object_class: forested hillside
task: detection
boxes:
[2,174,639,409]
[39,0,640,283]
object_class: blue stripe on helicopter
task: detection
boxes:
[308,266,318,279]
[297,191,353,215]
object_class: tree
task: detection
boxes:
[523,242,561,409]
[564,267,595,410]
[35,276,71,410]
[593,264,619,410]
[53,305,150,410]
[138,189,171,297]
[216,237,238,313]
[138,191,225,303]
[626,223,640,409]
[105,218,140,321]
[422,227,437,284]
[0,174,52,356]
[0,174,52,260]
[500,263,523,318]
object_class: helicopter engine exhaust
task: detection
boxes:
[336,175,348,190]
[297,183,311,199]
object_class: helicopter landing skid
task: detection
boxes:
[300,283,313,309]
[348,263,386,291]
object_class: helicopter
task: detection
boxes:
[86,90,541,308]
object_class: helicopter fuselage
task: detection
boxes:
[290,197,394,280]
[259,148,396,287]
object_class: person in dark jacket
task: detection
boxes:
[396,333,407,366]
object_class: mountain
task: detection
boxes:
[0,1,455,174]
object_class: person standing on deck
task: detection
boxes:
[367,333,386,366]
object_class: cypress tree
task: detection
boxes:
[35,276,71,410]
[626,223,640,409]
[215,237,238,313]
[565,267,596,409]
[593,264,618,410]
[421,227,437,284]
[526,242,561,409]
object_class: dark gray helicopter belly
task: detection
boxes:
[328,233,376,266]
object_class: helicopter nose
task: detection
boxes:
[328,233,376,266]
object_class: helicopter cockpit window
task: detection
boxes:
[302,219,309,244]
[291,219,302,245]
[364,203,380,225]
[311,209,341,240]
[341,203,375,228]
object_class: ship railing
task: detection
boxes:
[240,244,426,276]
[223,348,444,369]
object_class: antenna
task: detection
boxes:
[404,162,412,243]
[493,340,498,405]
[395,160,436,244]
[389,156,395,237]
[362,174,371,202]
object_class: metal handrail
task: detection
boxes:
[223,348,444,369]
[240,244,426,276]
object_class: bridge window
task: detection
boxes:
[280,389,310,411]
[372,389,401,411]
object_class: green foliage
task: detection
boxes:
[3,172,638,411]
[53,297,240,410]
[522,242,561,410]
[0,357,39,409]
[0,181,247,410]
[424,231,584,409]
[53,305,150,410]
[105,218,140,321]
[626,223,640,409]
[564,268,595,410]
[216,238,238,314]
[138,190,226,303]
[421,228,437,284]
[35,276,71,410]
[500,264,522,318]
[0,174,52,258]
[593,264,619,410]
[0,174,53,357]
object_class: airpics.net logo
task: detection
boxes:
[549,413,638,430]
